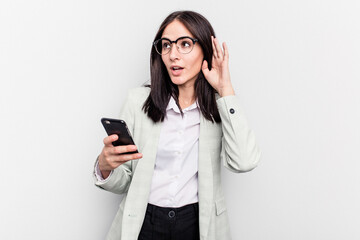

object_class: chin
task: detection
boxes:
[170,75,198,87]
[170,77,187,86]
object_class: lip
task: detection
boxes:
[170,65,184,76]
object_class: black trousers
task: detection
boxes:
[138,202,200,240]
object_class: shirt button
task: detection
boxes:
[168,210,175,218]
[230,108,235,114]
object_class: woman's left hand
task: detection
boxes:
[202,36,235,97]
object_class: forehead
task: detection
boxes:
[161,20,194,39]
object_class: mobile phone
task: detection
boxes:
[101,118,138,154]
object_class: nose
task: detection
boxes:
[169,43,180,61]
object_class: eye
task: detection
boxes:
[162,42,171,49]
[181,40,191,48]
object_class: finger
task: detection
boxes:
[114,152,143,163]
[214,38,223,61]
[223,42,229,60]
[103,134,118,146]
[211,36,218,58]
[112,145,138,155]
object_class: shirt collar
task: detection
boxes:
[166,97,198,113]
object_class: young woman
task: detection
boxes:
[94,10,261,240]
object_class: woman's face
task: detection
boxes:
[161,20,204,88]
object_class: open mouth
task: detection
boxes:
[171,66,184,70]
[170,66,184,76]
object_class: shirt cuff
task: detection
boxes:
[95,159,113,182]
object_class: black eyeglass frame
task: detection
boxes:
[153,36,199,55]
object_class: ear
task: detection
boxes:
[202,60,210,77]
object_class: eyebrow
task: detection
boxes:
[160,35,193,41]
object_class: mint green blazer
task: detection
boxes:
[94,87,261,240]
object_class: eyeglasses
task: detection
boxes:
[153,36,198,55]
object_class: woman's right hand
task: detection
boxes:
[98,134,143,179]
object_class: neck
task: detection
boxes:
[178,85,196,109]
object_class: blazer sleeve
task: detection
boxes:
[216,95,261,173]
[93,90,136,194]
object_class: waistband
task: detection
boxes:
[146,202,199,219]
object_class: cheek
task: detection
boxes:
[193,49,204,65]
[161,55,170,68]
[161,56,166,66]
[189,53,204,71]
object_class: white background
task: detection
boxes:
[1,0,360,239]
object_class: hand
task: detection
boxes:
[98,134,143,178]
[202,36,235,97]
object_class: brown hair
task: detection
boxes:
[143,10,221,123]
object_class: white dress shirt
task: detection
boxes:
[95,97,200,208]
[148,97,200,208]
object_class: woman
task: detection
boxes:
[94,10,261,240]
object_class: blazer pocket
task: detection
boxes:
[215,197,227,216]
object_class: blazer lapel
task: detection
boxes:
[198,114,214,239]
[121,121,162,240]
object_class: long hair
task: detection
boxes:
[143,10,221,123]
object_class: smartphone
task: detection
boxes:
[101,118,138,154]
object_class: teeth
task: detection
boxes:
[173,67,181,70]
